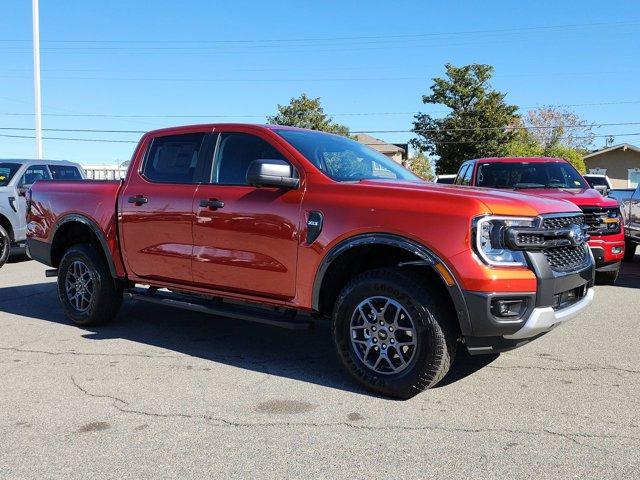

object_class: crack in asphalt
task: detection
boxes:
[487,364,640,375]
[68,377,637,452]
[70,375,129,405]
[0,346,179,359]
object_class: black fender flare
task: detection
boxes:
[311,233,472,335]
[51,214,118,277]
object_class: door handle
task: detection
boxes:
[199,199,225,210]
[128,195,148,205]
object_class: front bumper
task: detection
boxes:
[463,249,595,354]
[588,235,624,271]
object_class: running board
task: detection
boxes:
[123,288,313,330]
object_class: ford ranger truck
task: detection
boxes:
[454,157,625,284]
[26,125,595,399]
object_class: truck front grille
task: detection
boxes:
[540,215,585,230]
[579,206,621,235]
[543,244,590,272]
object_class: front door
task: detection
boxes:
[119,131,212,285]
[192,130,303,299]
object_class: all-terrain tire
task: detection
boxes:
[57,243,122,326]
[332,268,458,399]
[0,225,10,268]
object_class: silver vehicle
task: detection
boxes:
[609,185,640,261]
[0,159,85,267]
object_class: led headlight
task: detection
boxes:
[473,216,536,267]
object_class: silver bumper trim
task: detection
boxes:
[504,288,594,340]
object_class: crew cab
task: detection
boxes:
[0,159,84,267]
[609,185,640,261]
[27,125,595,398]
[455,157,625,284]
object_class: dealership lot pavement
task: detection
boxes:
[1,257,639,479]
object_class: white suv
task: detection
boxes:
[0,159,85,267]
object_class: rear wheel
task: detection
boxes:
[332,268,457,399]
[623,241,637,262]
[0,225,10,268]
[57,244,122,326]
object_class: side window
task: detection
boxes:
[143,133,205,184]
[454,164,469,185]
[461,163,474,185]
[21,164,52,186]
[49,165,82,180]
[214,133,286,185]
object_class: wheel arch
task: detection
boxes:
[312,233,472,335]
[50,214,117,277]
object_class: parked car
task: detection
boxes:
[0,159,84,267]
[608,186,640,261]
[583,174,613,196]
[454,157,624,284]
[434,174,456,184]
[27,125,595,398]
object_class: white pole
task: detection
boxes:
[32,0,43,159]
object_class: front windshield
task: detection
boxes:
[0,163,21,187]
[276,129,420,182]
[585,176,607,187]
[476,161,587,189]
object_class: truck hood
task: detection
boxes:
[357,179,580,216]
[509,187,619,208]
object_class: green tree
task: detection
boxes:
[411,63,519,175]
[267,93,350,136]
[407,150,434,180]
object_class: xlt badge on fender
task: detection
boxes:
[306,211,324,245]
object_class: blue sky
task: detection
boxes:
[1,0,639,165]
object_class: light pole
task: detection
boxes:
[32,0,43,159]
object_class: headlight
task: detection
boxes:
[473,216,535,267]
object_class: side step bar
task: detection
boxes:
[123,287,314,330]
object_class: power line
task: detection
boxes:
[1,20,637,45]
[2,131,639,146]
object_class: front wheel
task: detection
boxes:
[0,225,10,268]
[57,244,122,326]
[332,268,457,399]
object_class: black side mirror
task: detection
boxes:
[246,159,299,189]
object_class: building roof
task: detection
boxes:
[355,134,406,154]
[583,143,640,159]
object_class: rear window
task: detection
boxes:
[143,133,205,183]
[0,163,21,187]
[49,165,82,180]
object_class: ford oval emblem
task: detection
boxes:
[568,224,586,246]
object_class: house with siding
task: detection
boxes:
[583,144,640,188]
[355,134,408,165]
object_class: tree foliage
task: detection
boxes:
[503,108,590,173]
[267,93,350,136]
[411,63,519,174]
[407,150,434,180]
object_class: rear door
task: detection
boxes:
[191,128,303,299]
[119,130,214,285]
[628,186,640,243]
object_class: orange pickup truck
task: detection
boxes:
[27,124,595,398]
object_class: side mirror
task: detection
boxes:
[17,185,29,197]
[246,159,299,189]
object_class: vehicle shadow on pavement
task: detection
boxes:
[616,257,640,289]
[1,282,504,397]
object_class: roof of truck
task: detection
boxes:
[473,157,568,164]
[0,158,81,165]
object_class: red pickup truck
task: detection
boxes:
[454,157,625,284]
[27,124,595,398]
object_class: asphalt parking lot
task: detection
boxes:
[1,256,639,479]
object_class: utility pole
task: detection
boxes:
[32,0,43,159]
